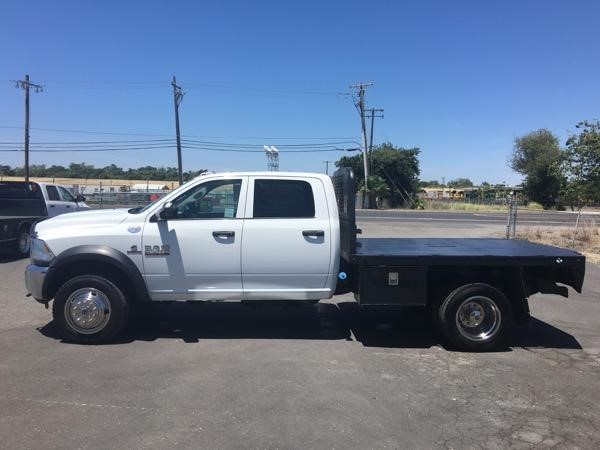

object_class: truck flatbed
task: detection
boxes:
[354,237,584,266]
[352,238,586,296]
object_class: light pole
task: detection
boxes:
[263,146,279,171]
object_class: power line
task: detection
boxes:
[26,80,350,97]
[0,139,358,149]
[9,80,350,99]
[0,148,358,153]
[0,139,173,145]
[0,125,357,141]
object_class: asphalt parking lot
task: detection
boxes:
[1,217,599,449]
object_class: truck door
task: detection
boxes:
[242,176,332,300]
[57,185,80,213]
[44,185,70,217]
[141,177,247,301]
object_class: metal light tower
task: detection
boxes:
[263,145,279,171]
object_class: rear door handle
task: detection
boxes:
[213,231,235,238]
[302,230,324,237]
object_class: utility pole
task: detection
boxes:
[350,82,373,208]
[323,160,334,176]
[365,108,384,174]
[171,76,185,185]
[14,75,43,182]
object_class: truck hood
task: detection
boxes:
[35,208,131,234]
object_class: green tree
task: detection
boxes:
[0,165,15,176]
[68,162,98,178]
[28,164,48,177]
[46,165,69,177]
[1,163,205,181]
[419,180,441,187]
[358,175,390,208]
[336,142,420,207]
[447,178,474,188]
[509,129,563,208]
[183,169,208,182]
[562,120,600,208]
[98,164,125,179]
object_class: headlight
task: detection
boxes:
[30,238,55,266]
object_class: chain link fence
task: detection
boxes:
[82,192,169,209]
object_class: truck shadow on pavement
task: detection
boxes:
[38,301,582,351]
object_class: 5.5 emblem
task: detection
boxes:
[144,245,170,256]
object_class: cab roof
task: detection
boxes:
[192,171,332,182]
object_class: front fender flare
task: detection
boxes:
[45,245,150,302]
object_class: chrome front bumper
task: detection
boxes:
[25,264,49,301]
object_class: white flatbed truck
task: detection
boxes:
[25,169,585,351]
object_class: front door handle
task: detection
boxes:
[302,230,324,237]
[213,231,235,238]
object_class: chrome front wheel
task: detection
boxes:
[64,288,112,334]
[53,275,129,344]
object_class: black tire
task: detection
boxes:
[52,275,129,344]
[15,229,30,257]
[437,283,512,352]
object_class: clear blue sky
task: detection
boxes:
[1,0,599,185]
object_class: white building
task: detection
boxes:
[130,183,170,193]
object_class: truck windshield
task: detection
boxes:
[128,180,189,214]
[128,197,163,214]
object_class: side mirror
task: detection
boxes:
[157,201,174,221]
[75,194,86,202]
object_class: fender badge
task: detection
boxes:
[128,226,141,234]
[127,245,142,255]
[145,245,170,256]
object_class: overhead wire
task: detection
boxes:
[0,126,357,141]
[0,149,360,153]
[9,80,351,98]
[0,135,360,153]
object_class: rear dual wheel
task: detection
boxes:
[434,283,512,351]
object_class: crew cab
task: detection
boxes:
[24,170,586,351]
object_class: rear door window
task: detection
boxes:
[253,179,315,218]
[46,185,60,201]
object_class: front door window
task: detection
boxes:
[165,179,242,220]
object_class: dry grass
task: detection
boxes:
[424,200,509,212]
[516,218,600,264]
[423,200,547,212]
